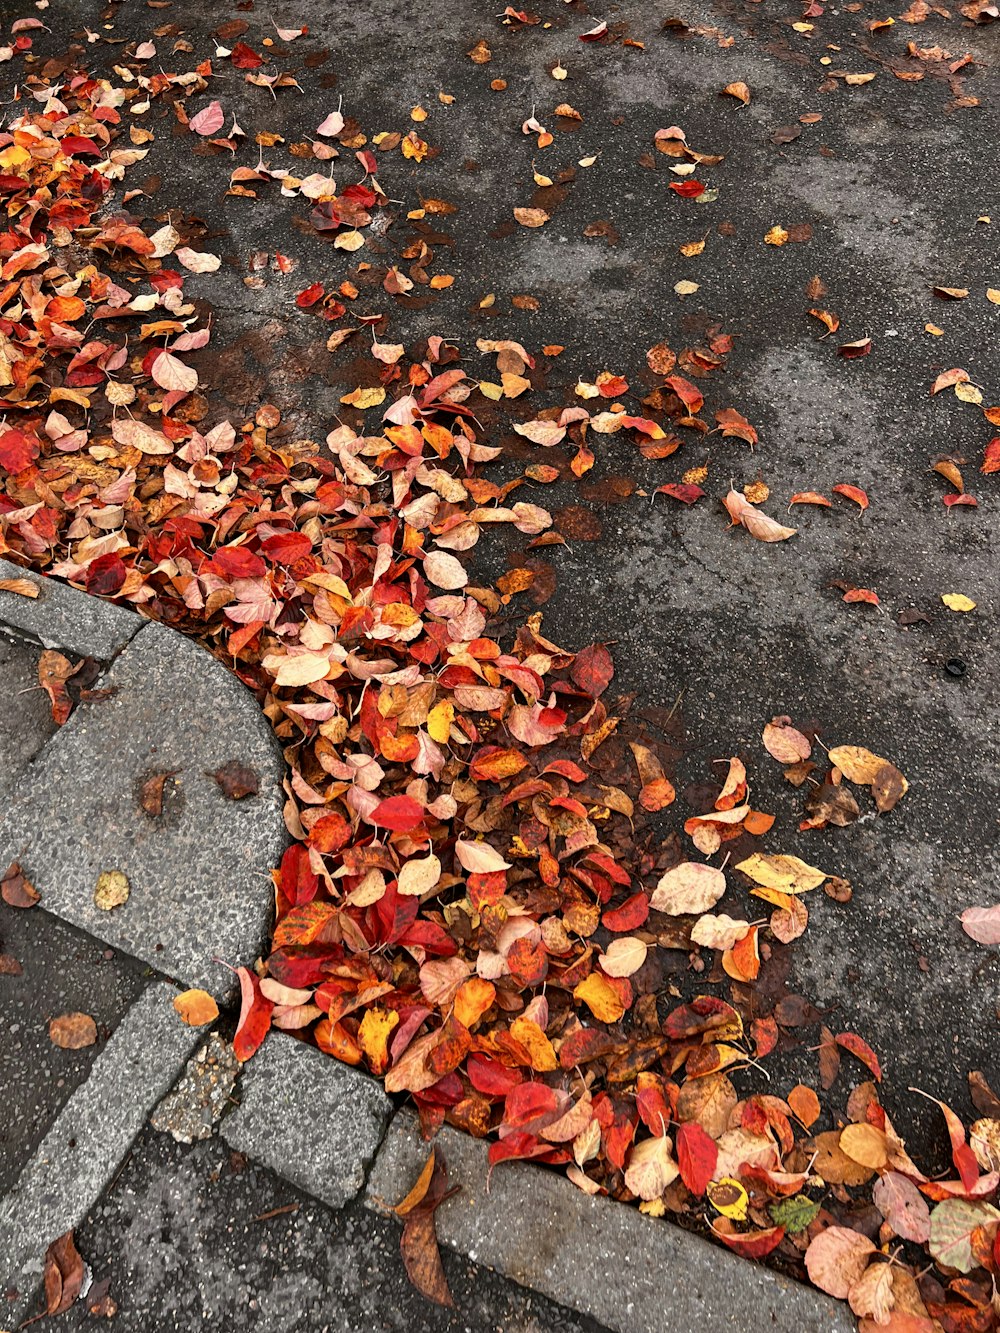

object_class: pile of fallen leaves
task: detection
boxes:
[1,40,999,1333]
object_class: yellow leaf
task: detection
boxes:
[454,977,496,1029]
[988,289,1000,304]
[735,853,826,893]
[574,972,625,1023]
[340,386,385,409]
[674,280,700,296]
[334,230,365,252]
[94,869,130,910]
[359,1007,399,1075]
[764,225,789,246]
[510,1016,558,1070]
[173,988,220,1026]
[427,699,455,742]
[680,239,706,257]
[942,593,976,612]
[955,381,983,404]
[708,1177,749,1221]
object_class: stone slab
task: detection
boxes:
[0,631,57,803]
[0,982,202,1325]
[0,559,141,661]
[366,1113,855,1333]
[0,620,287,1002]
[221,1032,392,1210]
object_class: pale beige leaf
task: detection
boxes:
[650,863,726,916]
[598,936,648,978]
[805,1226,876,1299]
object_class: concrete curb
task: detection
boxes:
[365,1111,855,1333]
[220,1031,393,1209]
[0,982,203,1325]
[0,557,141,661]
[0,569,287,1003]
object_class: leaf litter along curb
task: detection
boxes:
[0,26,998,1333]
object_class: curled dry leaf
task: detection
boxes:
[722,81,751,104]
[723,489,797,543]
[514,207,550,228]
[2,861,40,908]
[44,1230,85,1316]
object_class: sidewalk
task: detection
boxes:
[0,570,850,1329]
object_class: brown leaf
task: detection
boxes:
[44,1230,85,1315]
[49,1012,98,1049]
[0,576,39,597]
[1,861,40,908]
[137,770,175,816]
[395,1149,456,1307]
[38,649,75,726]
[211,761,260,800]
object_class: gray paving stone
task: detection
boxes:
[221,1033,392,1210]
[0,631,56,803]
[0,982,202,1324]
[0,620,286,1001]
[0,558,141,660]
[366,1113,855,1333]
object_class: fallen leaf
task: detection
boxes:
[50,1012,98,1049]
[1,861,40,908]
[650,863,727,915]
[43,1230,85,1315]
[94,869,130,911]
[173,989,220,1026]
[960,904,1000,945]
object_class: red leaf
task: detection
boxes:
[655,482,704,505]
[676,1121,719,1196]
[602,892,650,933]
[211,546,267,579]
[714,1224,785,1259]
[371,794,425,832]
[261,531,313,563]
[232,965,273,1062]
[502,1082,564,1133]
[487,1132,570,1170]
[832,483,870,510]
[467,1055,524,1097]
[669,180,705,198]
[981,438,1000,474]
[279,843,320,905]
[231,40,263,69]
[0,429,38,473]
[571,642,614,697]
[836,1031,882,1081]
[86,552,127,596]
[296,283,326,308]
